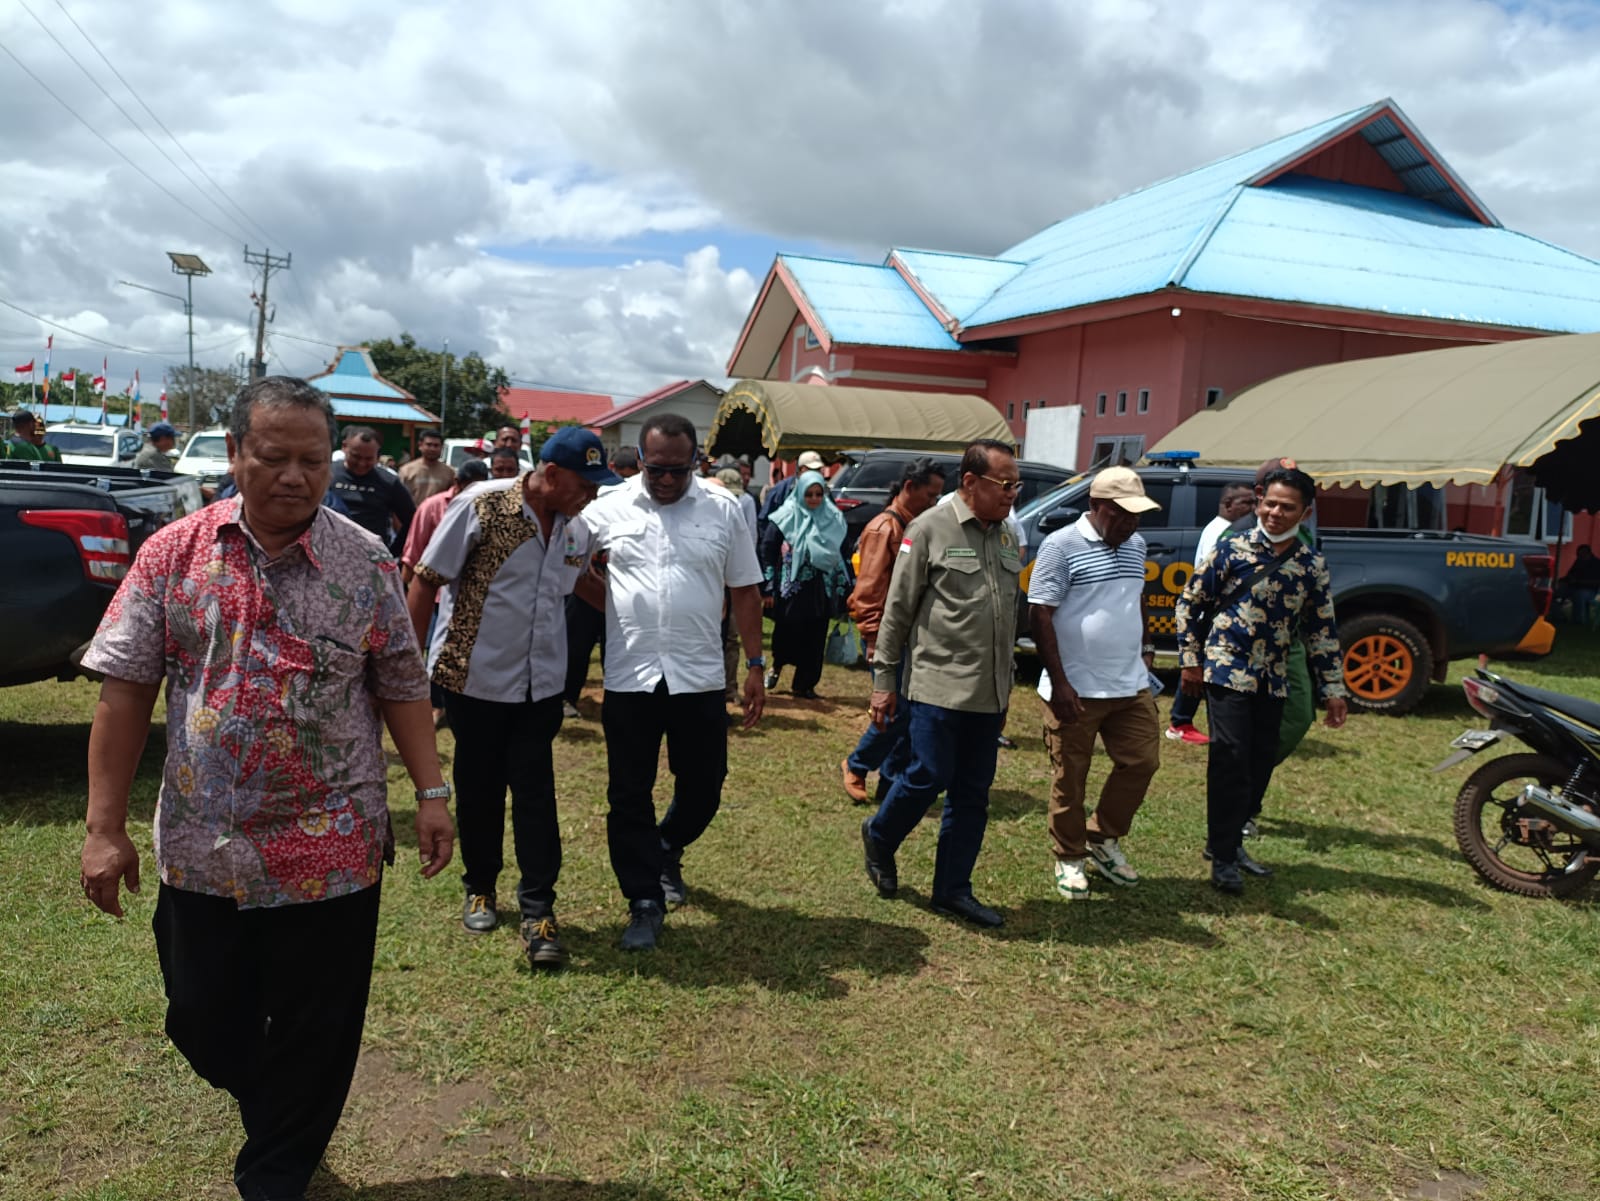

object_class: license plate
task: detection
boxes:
[1451,730,1501,750]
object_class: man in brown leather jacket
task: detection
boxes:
[840,458,946,802]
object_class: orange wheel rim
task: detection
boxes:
[1343,634,1414,701]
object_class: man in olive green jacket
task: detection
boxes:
[861,438,1023,929]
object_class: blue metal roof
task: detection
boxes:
[1179,176,1600,332]
[888,250,1025,322]
[757,100,1600,350]
[781,255,962,351]
[309,347,412,400]
[40,404,130,426]
[328,396,438,422]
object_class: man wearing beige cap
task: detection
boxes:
[1028,467,1162,900]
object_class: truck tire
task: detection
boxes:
[1339,613,1432,715]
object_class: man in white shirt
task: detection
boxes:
[581,414,767,952]
[1027,467,1163,902]
[407,427,617,968]
[1167,482,1256,746]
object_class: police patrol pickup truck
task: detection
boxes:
[1014,454,1554,715]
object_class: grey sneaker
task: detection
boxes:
[463,892,498,933]
[619,899,664,951]
[561,700,580,720]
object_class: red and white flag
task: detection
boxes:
[12,359,32,376]
[61,368,76,391]
[92,358,107,395]
[520,414,531,440]
[159,378,168,422]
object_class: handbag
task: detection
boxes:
[825,619,863,666]
[1189,542,1300,645]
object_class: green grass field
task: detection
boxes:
[5,634,1600,1201]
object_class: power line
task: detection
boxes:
[49,0,278,247]
[0,295,244,356]
[271,330,342,349]
[0,36,246,248]
[18,0,253,246]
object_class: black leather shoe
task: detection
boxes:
[1235,847,1274,878]
[660,844,687,909]
[520,905,565,969]
[931,892,1004,928]
[1211,862,1245,895]
[861,818,897,897]
[619,900,664,951]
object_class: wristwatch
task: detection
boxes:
[746,655,767,669]
[415,783,452,804]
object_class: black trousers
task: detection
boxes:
[1205,683,1286,865]
[153,881,381,1201]
[442,689,564,914]
[563,594,606,705]
[771,614,828,693]
[601,683,728,902]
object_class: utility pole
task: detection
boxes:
[439,337,449,432]
[244,246,292,381]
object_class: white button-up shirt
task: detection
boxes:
[584,475,763,694]
[414,476,590,704]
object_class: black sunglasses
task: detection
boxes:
[639,461,695,478]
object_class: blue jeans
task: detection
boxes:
[847,660,911,792]
[867,700,1005,900]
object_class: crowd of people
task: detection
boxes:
[73,374,1364,1200]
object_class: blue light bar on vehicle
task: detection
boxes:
[1146,450,1200,463]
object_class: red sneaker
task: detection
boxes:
[1165,723,1211,745]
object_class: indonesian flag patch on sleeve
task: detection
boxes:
[899,536,913,555]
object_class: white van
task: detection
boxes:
[44,423,144,467]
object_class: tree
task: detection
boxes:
[166,365,245,431]
[364,334,513,439]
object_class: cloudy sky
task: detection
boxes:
[2,0,1598,406]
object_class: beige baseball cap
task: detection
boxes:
[797,451,824,470]
[1089,466,1162,513]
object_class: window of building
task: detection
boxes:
[1096,393,1107,417]
[802,324,819,350]
[1504,470,1572,540]
[1023,400,1031,415]
[1090,434,1145,468]
[1116,390,1128,415]
[1204,387,1223,408]
[1007,402,1015,421]
[1137,388,1150,414]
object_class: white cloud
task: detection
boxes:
[1,0,1597,400]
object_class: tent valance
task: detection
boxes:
[1148,332,1600,510]
[706,379,1014,459]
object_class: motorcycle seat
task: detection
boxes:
[1501,679,1600,731]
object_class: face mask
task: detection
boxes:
[1256,517,1302,545]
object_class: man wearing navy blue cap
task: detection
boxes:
[133,422,179,470]
[407,425,618,969]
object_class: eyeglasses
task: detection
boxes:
[640,462,694,478]
[981,475,1024,494]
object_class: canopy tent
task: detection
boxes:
[706,379,1014,458]
[1149,332,1600,511]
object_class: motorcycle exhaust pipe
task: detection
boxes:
[1518,784,1600,848]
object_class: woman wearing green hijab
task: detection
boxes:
[759,469,851,699]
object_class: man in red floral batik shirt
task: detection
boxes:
[79,376,455,1201]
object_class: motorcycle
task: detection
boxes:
[1435,669,1600,897]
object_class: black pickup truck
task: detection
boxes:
[0,461,201,687]
[1014,463,1554,715]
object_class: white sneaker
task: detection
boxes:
[1087,839,1139,886]
[561,701,580,720]
[1054,858,1090,901]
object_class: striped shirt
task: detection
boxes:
[1027,514,1149,700]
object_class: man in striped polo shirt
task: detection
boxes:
[1028,467,1162,901]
